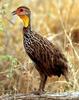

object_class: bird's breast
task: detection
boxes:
[23,34,34,55]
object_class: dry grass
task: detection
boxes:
[0,0,79,95]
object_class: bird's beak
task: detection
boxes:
[12,11,16,15]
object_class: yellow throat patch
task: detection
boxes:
[20,15,29,27]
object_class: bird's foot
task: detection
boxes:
[32,89,45,95]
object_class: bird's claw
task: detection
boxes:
[32,90,45,95]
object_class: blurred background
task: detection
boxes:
[0,0,79,95]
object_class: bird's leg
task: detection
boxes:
[33,74,47,95]
[39,74,47,92]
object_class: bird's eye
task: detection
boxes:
[20,9,23,12]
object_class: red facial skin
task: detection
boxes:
[16,8,26,16]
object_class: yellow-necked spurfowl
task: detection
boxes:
[12,6,69,95]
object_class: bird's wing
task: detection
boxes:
[24,30,69,76]
[30,31,68,67]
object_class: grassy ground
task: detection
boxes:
[0,0,79,95]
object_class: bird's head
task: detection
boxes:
[12,6,31,27]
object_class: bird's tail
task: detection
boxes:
[64,71,69,82]
[62,62,70,82]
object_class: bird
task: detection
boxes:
[12,6,69,95]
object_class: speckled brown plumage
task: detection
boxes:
[12,6,69,95]
[23,26,69,93]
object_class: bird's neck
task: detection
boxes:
[21,15,31,35]
[23,26,32,45]
[23,26,31,36]
[20,15,31,28]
